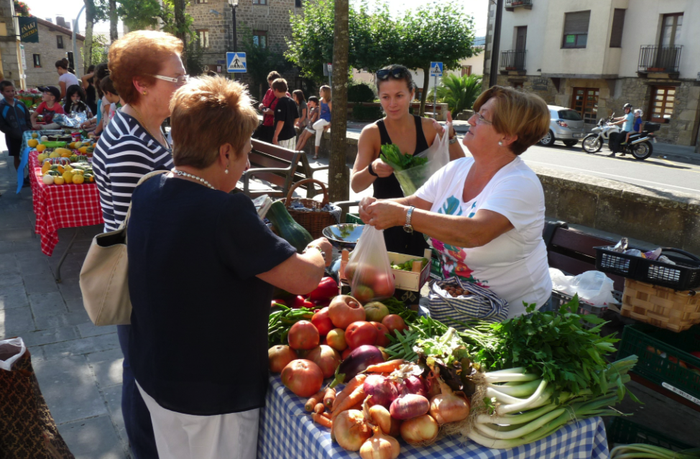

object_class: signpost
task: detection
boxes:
[227,52,247,73]
[429,62,443,119]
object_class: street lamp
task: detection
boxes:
[228,0,238,52]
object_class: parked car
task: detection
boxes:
[539,106,586,147]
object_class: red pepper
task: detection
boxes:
[308,277,339,302]
[272,299,287,307]
[291,295,307,309]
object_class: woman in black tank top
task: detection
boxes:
[350,64,463,256]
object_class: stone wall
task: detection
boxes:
[0,0,21,86]
[22,23,84,88]
[187,1,228,74]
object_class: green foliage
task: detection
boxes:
[184,40,205,76]
[437,74,483,117]
[286,0,335,81]
[117,0,166,31]
[347,83,375,103]
[81,34,108,69]
[351,103,383,121]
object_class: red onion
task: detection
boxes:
[402,375,427,398]
[363,375,398,409]
[389,394,430,420]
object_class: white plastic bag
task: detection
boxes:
[393,122,451,196]
[0,337,26,371]
[346,226,395,303]
[549,268,617,307]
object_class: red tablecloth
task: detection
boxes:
[29,151,103,256]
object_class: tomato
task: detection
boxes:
[353,285,375,304]
[306,345,341,379]
[328,295,366,329]
[372,273,395,298]
[326,328,348,352]
[345,321,378,350]
[308,277,339,302]
[311,307,334,336]
[291,295,307,309]
[281,359,324,397]
[370,321,391,347]
[382,314,408,336]
[288,320,320,350]
[272,299,287,307]
[268,345,298,373]
[341,347,353,360]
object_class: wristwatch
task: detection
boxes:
[404,206,415,234]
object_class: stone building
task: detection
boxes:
[482,0,700,148]
[22,17,84,88]
[186,0,302,94]
[0,0,23,88]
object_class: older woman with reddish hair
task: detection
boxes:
[92,29,186,458]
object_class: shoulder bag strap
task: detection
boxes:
[119,170,170,231]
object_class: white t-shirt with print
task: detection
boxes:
[415,156,551,318]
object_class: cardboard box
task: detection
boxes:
[388,249,432,292]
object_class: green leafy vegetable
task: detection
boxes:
[380,143,428,171]
[391,257,428,271]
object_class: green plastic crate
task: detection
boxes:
[345,213,364,225]
[607,417,692,451]
[617,323,700,403]
[430,248,441,278]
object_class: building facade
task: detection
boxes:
[22,17,84,88]
[483,0,700,147]
[0,0,24,88]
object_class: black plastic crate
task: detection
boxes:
[595,246,700,290]
[607,417,692,451]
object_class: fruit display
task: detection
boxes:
[31,135,97,186]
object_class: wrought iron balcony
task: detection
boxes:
[638,45,682,75]
[500,50,526,74]
[505,0,533,11]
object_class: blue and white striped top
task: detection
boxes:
[92,109,173,232]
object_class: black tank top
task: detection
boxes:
[373,115,430,257]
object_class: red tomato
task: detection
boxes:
[281,359,324,397]
[291,295,307,309]
[328,295,366,329]
[345,321,379,350]
[341,347,353,360]
[268,345,298,373]
[382,314,408,336]
[306,345,341,379]
[370,321,391,347]
[288,320,320,350]
[311,307,334,336]
[272,299,287,307]
[308,277,339,302]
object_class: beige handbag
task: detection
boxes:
[79,170,167,326]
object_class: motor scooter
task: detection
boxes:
[582,114,658,160]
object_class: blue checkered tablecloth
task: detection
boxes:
[16,130,64,193]
[258,376,609,459]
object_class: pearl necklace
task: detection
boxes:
[173,169,216,190]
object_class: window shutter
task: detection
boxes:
[564,11,591,34]
[610,9,625,48]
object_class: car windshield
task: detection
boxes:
[558,110,583,121]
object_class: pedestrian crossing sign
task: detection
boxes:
[430,62,443,77]
[227,52,247,73]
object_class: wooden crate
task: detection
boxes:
[622,279,700,332]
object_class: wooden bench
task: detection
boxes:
[236,139,329,199]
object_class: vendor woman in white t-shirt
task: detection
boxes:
[360,86,552,319]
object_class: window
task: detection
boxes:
[660,13,682,47]
[253,0,268,4]
[461,65,472,77]
[196,0,208,3]
[57,35,64,49]
[650,86,675,123]
[33,54,41,68]
[571,87,599,124]
[198,30,210,49]
[295,0,302,7]
[253,30,267,48]
[511,81,524,90]
[609,9,625,48]
[562,11,590,48]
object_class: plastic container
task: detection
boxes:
[607,417,692,451]
[617,323,700,405]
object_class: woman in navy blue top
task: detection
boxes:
[127,75,331,459]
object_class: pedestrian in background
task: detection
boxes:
[295,95,319,151]
[0,80,32,178]
[271,78,298,149]
[292,89,307,129]
[312,85,332,159]
[56,58,80,99]
[254,70,282,143]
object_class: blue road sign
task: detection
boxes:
[430,62,443,77]
[227,52,247,73]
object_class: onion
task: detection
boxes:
[360,426,401,459]
[400,414,439,445]
[364,375,398,409]
[367,405,392,434]
[331,409,372,451]
[429,376,470,425]
[389,394,429,420]
[402,375,427,397]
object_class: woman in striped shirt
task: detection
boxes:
[92,30,187,459]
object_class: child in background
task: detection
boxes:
[31,86,65,129]
[292,89,307,129]
[64,84,94,118]
[100,76,122,130]
[0,80,32,175]
[271,78,299,149]
[295,96,319,151]
[312,85,332,160]
[624,109,643,145]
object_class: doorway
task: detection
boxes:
[571,87,599,124]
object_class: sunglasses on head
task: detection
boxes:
[376,67,409,81]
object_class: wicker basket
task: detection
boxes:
[280,178,338,238]
[621,279,700,332]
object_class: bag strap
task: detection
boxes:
[119,170,170,231]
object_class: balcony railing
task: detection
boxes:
[638,45,682,74]
[500,50,526,73]
[505,0,533,11]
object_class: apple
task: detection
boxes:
[382,314,408,336]
[353,285,375,304]
[287,320,320,350]
[306,345,341,378]
[345,321,379,350]
[364,301,390,322]
[370,322,391,347]
[268,345,298,373]
[328,295,366,329]
[311,307,334,336]
[326,328,348,352]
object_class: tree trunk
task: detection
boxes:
[84,0,96,73]
[420,67,430,117]
[329,0,350,203]
[109,0,118,42]
[174,0,188,66]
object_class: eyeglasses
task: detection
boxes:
[376,67,410,81]
[149,74,190,85]
[472,111,493,125]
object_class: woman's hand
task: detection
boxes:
[362,198,406,230]
[358,197,377,223]
[370,158,394,178]
[307,237,333,267]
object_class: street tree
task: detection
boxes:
[398,3,476,115]
[82,0,108,72]
[240,26,294,101]
[330,0,349,202]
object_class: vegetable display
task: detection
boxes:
[390,258,428,272]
